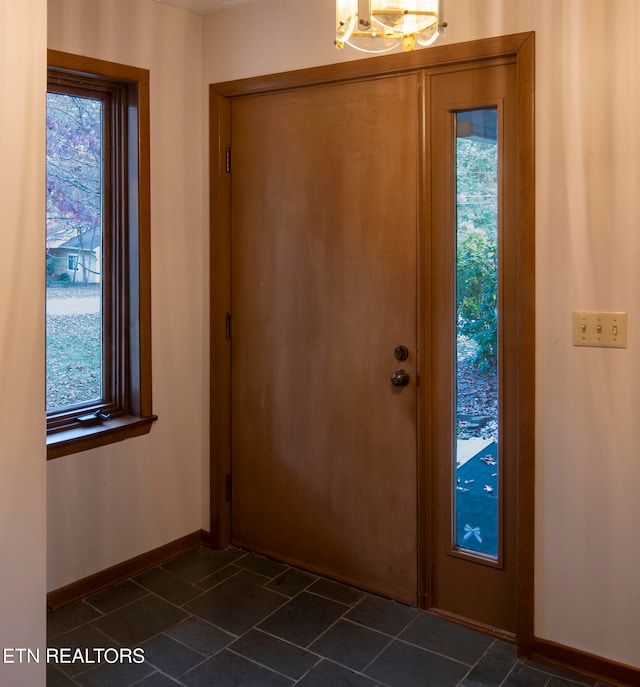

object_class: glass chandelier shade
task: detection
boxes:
[335,0,445,53]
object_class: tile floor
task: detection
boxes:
[47,546,613,687]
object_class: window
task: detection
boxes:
[46,51,155,459]
[454,108,500,560]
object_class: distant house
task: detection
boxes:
[47,229,101,284]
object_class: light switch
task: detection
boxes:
[572,311,628,348]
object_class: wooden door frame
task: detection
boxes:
[209,31,535,653]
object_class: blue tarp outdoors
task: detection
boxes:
[455,440,499,558]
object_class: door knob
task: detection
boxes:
[391,369,411,387]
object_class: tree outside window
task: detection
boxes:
[46,51,155,459]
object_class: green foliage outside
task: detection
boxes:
[456,134,498,372]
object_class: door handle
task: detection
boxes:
[391,369,411,387]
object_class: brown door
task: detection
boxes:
[213,36,534,638]
[429,62,520,633]
[230,75,420,604]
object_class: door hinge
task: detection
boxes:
[225,475,232,501]
[225,312,232,340]
[225,147,231,173]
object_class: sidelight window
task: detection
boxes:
[454,108,500,559]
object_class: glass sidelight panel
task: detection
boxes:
[454,108,499,559]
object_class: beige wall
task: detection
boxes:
[47,0,209,590]
[0,1,47,685]
[203,0,640,669]
[2,1,636,682]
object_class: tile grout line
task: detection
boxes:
[137,627,213,681]
[50,623,131,683]
[50,551,356,685]
[54,561,237,684]
[455,638,498,687]
[49,548,608,687]
[498,658,521,687]
[130,552,319,682]
[158,550,447,687]
[393,634,481,669]
[356,607,479,684]
[46,600,108,641]
[347,598,420,685]
[223,644,302,684]
[215,575,392,686]
[150,555,322,683]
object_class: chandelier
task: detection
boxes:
[335,0,445,53]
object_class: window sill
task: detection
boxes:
[47,414,158,460]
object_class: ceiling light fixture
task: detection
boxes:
[335,0,445,53]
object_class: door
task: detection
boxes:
[429,62,520,633]
[230,75,420,604]
[211,33,534,640]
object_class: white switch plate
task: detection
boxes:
[572,311,628,348]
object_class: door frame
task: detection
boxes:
[209,31,535,652]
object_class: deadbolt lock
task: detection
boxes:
[394,345,409,361]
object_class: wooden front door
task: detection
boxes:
[211,33,534,641]
[229,75,420,604]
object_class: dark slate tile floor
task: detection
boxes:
[47,546,614,687]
